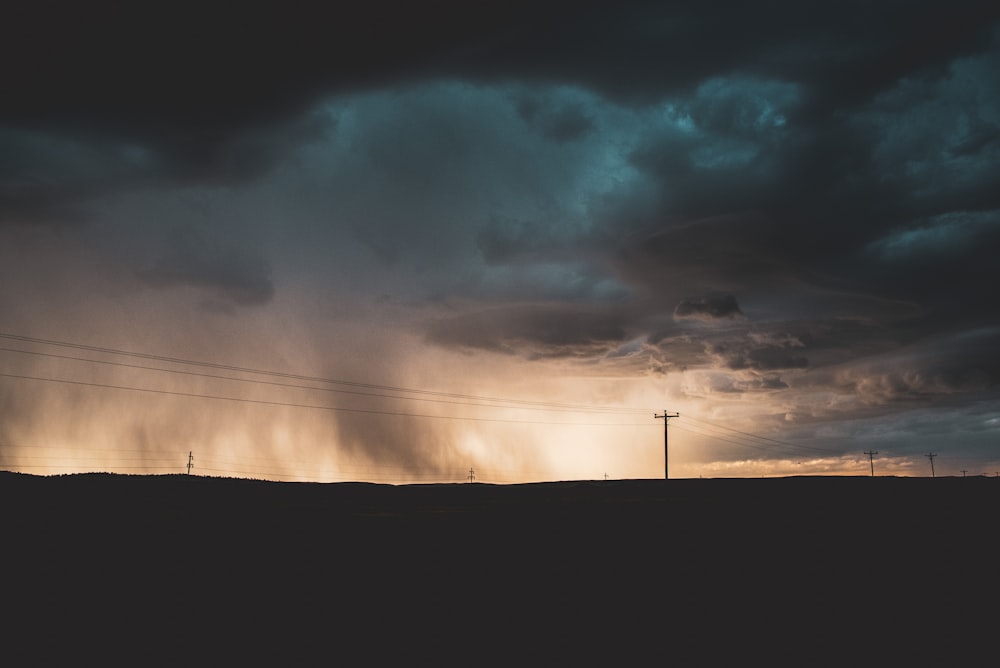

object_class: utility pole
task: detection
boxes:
[467,466,475,483]
[653,411,680,480]
[961,469,968,478]
[926,452,937,478]
[187,451,193,475]
[864,450,878,477]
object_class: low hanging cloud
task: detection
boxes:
[710,342,810,372]
[134,227,275,308]
[516,94,597,144]
[682,369,791,396]
[835,331,1000,406]
[424,303,630,358]
[674,294,745,321]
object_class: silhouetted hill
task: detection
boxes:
[3,472,993,664]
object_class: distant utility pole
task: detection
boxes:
[926,452,937,478]
[864,450,878,477]
[187,451,193,475]
[654,410,680,480]
[961,469,968,478]
[604,472,609,481]
[467,466,475,483]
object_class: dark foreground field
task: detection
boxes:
[2,472,995,664]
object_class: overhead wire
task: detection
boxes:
[671,423,777,453]
[0,345,646,416]
[0,332,654,414]
[681,414,837,454]
[0,371,655,426]
[673,421,829,456]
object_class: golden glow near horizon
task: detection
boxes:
[0,330,950,483]
[0,281,994,483]
[0,335,652,482]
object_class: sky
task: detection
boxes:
[2,0,999,482]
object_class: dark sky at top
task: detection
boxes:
[1,0,999,480]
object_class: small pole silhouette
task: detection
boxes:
[961,469,968,478]
[604,472,609,481]
[864,450,878,477]
[926,452,937,478]
[467,466,475,483]
[654,410,680,480]
[187,451,193,475]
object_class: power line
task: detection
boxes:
[0,371,656,427]
[671,422,827,457]
[0,346,649,416]
[671,423,790,453]
[681,415,838,455]
[0,331,851,457]
[0,332,654,414]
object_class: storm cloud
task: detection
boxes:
[674,295,744,321]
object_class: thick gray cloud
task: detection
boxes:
[425,304,630,358]
[0,112,334,226]
[674,295,744,321]
[134,226,275,308]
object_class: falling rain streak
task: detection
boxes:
[0,332,665,482]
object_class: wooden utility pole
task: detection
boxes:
[467,466,475,483]
[653,411,679,480]
[864,450,878,477]
[926,452,937,478]
[187,451,193,475]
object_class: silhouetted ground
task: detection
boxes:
[2,472,994,664]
